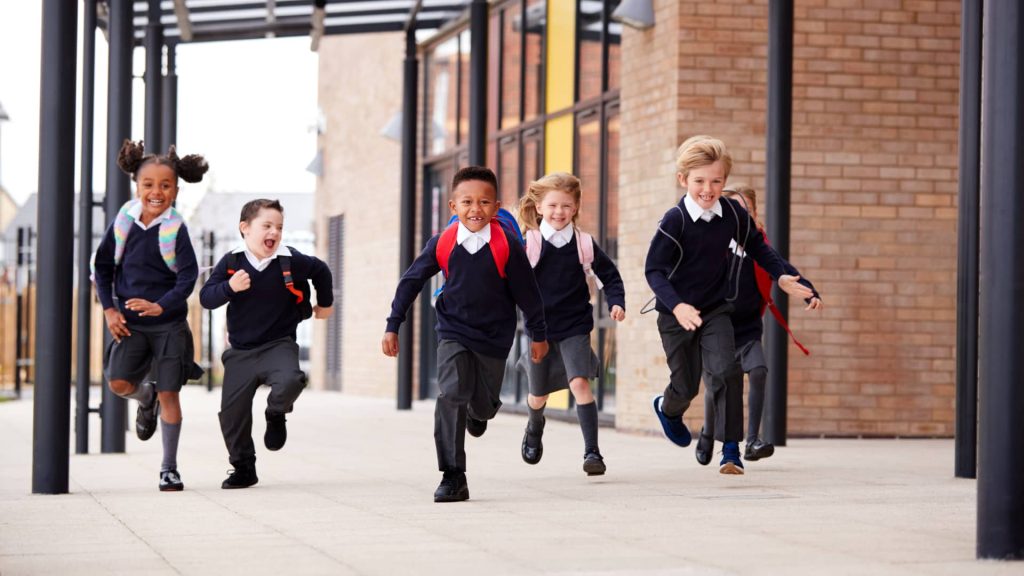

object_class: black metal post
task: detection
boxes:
[955,0,982,480]
[161,43,177,153]
[397,29,418,410]
[206,231,215,392]
[144,0,162,152]
[762,0,794,447]
[14,227,24,399]
[32,0,78,495]
[101,0,134,454]
[977,0,1024,560]
[467,0,488,165]
[76,0,97,456]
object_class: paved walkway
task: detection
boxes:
[0,386,1017,575]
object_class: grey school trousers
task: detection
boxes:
[657,303,744,443]
[434,339,506,472]
[219,337,307,468]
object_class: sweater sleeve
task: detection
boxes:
[592,239,625,311]
[385,235,442,333]
[199,253,236,310]
[297,251,334,308]
[644,206,686,312]
[93,224,117,310]
[781,258,821,302]
[505,234,547,342]
[155,225,199,312]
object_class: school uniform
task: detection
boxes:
[644,195,791,444]
[200,245,334,469]
[386,222,547,473]
[93,205,201,391]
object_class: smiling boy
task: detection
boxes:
[200,199,334,489]
[383,166,548,502]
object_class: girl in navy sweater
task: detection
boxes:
[93,139,207,492]
[516,172,625,476]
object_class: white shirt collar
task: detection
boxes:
[231,244,292,272]
[540,219,574,248]
[683,194,723,222]
[456,221,491,255]
[128,201,172,230]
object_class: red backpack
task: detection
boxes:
[435,219,511,279]
[754,228,809,355]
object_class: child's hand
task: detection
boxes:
[382,332,399,357]
[124,298,163,317]
[778,275,814,300]
[229,269,251,293]
[672,302,702,331]
[313,305,334,319]
[805,297,823,311]
[103,307,130,342]
[610,305,625,322]
[530,340,549,363]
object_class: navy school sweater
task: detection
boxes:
[645,196,793,316]
[200,247,334,350]
[93,222,198,326]
[385,229,547,359]
[730,246,818,348]
[532,234,625,341]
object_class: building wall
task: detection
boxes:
[615,0,960,437]
[314,33,404,397]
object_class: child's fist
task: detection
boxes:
[229,269,251,293]
[672,302,702,331]
[530,340,549,363]
[103,307,130,342]
[610,305,625,322]
[314,305,334,319]
[382,332,399,357]
[778,275,814,300]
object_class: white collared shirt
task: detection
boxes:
[540,219,574,248]
[683,195,723,223]
[456,221,491,255]
[127,202,172,230]
[231,244,292,272]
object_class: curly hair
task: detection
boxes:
[116,139,209,184]
[517,172,582,232]
[451,166,498,198]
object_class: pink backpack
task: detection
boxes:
[525,227,604,290]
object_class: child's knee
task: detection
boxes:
[748,366,768,385]
[568,378,592,397]
[108,379,133,396]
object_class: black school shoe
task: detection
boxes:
[466,416,487,438]
[136,383,159,441]
[745,438,775,461]
[159,469,184,492]
[695,428,714,466]
[433,471,469,503]
[583,450,606,476]
[264,410,287,451]
[221,464,259,489]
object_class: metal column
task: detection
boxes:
[397,28,418,410]
[977,0,1024,560]
[101,0,134,454]
[162,44,178,152]
[955,0,982,480]
[144,0,163,152]
[76,0,98,455]
[762,0,794,447]
[32,0,78,494]
[467,0,488,166]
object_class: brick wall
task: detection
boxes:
[313,33,404,397]
[615,0,960,437]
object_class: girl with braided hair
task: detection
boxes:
[93,139,207,491]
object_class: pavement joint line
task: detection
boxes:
[82,486,183,575]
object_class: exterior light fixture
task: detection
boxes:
[611,0,655,30]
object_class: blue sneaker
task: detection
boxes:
[719,441,745,475]
[652,396,692,447]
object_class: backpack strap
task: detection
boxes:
[574,228,604,290]
[277,255,305,303]
[525,229,543,268]
[435,222,460,278]
[754,226,809,355]
[435,220,509,279]
[488,220,510,279]
[110,199,182,272]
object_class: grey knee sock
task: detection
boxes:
[160,419,181,472]
[702,385,715,435]
[747,367,768,442]
[526,404,545,447]
[576,401,599,454]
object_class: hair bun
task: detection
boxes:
[175,153,209,184]
[116,139,145,176]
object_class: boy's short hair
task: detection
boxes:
[239,199,284,238]
[451,166,498,197]
[675,135,733,180]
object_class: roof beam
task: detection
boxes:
[173,0,194,41]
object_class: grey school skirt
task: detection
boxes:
[736,339,768,373]
[519,333,600,396]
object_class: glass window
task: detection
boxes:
[575,110,601,237]
[608,14,622,92]
[522,127,543,185]
[501,3,522,129]
[498,136,520,208]
[488,12,501,135]
[458,30,471,146]
[428,37,459,155]
[605,106,620,259]
[578,1,603,102]
[524,0,545,121]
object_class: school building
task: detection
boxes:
[311,0,961,438]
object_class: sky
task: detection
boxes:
[0,3,320,210]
